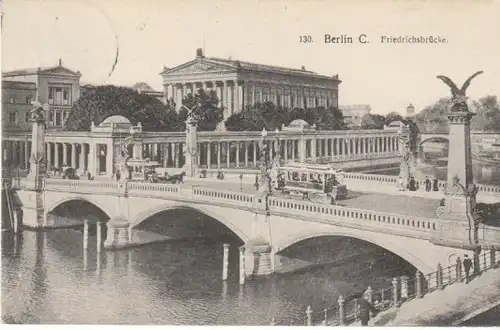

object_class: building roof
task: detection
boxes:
[3,61,81,78]
[2,80,37,90]
[289,119,310,128]
[100,115,131,125]
[132,82,156,92]
[161,49,340,81]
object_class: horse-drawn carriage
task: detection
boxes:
[146,167,185,184]
[276,163,348,204]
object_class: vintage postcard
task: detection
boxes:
[1,0,499,326]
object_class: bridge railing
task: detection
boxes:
[192,186,260,209]
[44,179,120,194]
[343,172,500,195]
[268,196,438,235]
[295,249,499,326]
[127,181,180,197]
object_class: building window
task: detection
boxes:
[25,111,31,123]
[8,112,16,123]
[49,86,71,105]
[55,111,62,126]
[49,111,54,122]
[25,96,32,104]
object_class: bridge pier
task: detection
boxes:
[104,216,131,249]
[244,240,274,278]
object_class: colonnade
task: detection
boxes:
[164,80,338,118]
[2,134,400,177]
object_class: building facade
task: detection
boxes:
[2,60,81,130]
[160,49,341,118]
[2,81,37,131]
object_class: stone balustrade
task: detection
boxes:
[268,196,437,236]
[44,179,120,194]
[192,186,258,209]
[342,172,500,195]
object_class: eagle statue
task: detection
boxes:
[436,71,483,112]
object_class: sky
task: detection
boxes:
[2,0,500,115]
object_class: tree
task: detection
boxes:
[181,89,223,131]
[471,95,500,132]
[225,103,346,131]
[414,98,452,133]
[360,113,386,129]
[65,85,174,131]
[384,112,404,125]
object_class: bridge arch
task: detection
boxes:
[131,203,251,243]
[46,196,114,220]
[420,136,449,146]
[274,231,433,275]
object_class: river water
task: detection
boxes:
[1,216,415,325]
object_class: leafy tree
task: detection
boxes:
[225,103,346,131]
[384,111,404,125]
[64,85,173,131]
[181,89,223,131]
[414,98,452,133]
[360,113,386,129]
[471,95,500,132]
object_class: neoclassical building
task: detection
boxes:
[160,49,341,118]
[2,59,81,130]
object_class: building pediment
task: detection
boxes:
[161,59,236,76]
[39,66,81,77]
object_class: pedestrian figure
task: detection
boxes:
[425,176,431,192]
[398,177,405,191]
[408,177,416,191]
[359,296,378,326]
[432,178,439,191]
[463,254,473,284]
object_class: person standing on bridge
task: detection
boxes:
[359,296,378,326]
[425,177,431,192]
[463,254,473,284]
[432,178,439,192]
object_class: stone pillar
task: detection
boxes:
[239,246,245,285]
[253,141,257,167]
[392,277,399,307]
[298,136,306,162]
[79,144,85,173]
[24,140,29,169]
[47,142,52,171]
[400,275,409,300]
[184,115,198,177]
[236,142,240,167]
[216,82,222,107]
[62,143,68,166]
[223,81,229,119]
[415,270,422,298]
[222,243,229,281]
[106,142,114,176]
[70,143,77,168]
[207,142,212,169]
[234,80,240,113]
[226,142,231,168]
[83,219,89,250]
[174,143,179,168]
[54,142,60,168]
[96,221,102,252]
[337,296,345,326]
[244,142,249,167]
[217,143,221,168]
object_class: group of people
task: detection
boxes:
[398,176,439,192]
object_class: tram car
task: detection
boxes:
[277,163,348,204]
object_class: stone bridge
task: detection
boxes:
[14,178,500,279]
